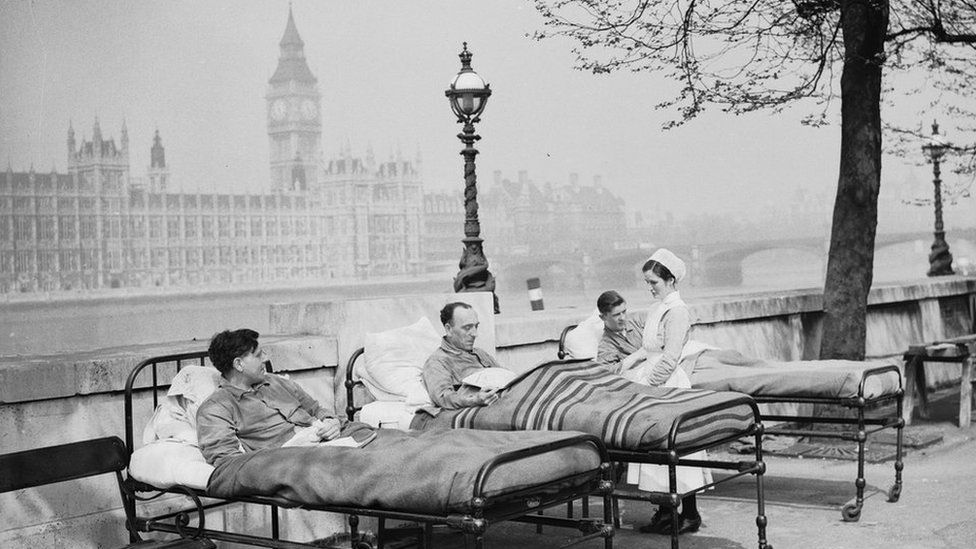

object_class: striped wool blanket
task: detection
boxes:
[418,360,758,452]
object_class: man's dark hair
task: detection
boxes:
[596,290,626,315]
[208,328,260,374]
[440,302,473,326]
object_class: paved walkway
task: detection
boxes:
[417,391,976,549]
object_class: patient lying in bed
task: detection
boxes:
[197,328,375,467]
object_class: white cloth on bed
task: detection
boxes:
[562,310,604,359]
[131,365,220,489]
[357,316,441,407]
[358,401,416,430]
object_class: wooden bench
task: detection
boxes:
[0,436,214,549]
[903,334,976,428]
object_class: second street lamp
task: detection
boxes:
[921,121,954,276]
[445,42,499,313]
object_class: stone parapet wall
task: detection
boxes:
[1,277,973,547]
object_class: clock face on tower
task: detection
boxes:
[271,99,288,121]
[301,99,318,120]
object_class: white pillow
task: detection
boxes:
[358,401,416,430]
[129,440,214,490]
[563,310,605,359]
[359,317,441,405]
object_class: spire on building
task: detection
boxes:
[68,120,76,154]
[121,118,129,154]
[269,5,316,84]
[280,4,304,48]
[150,128,166,168]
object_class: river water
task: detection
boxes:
[2,240,973,356]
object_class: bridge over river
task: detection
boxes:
[492,228,976,292]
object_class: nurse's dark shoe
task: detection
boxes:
[677,512,703,534]
[637,507,673,534]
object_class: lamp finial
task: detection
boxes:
[459,42,473,71]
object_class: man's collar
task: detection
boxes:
[440,336,473,355]
[218,377,270,399]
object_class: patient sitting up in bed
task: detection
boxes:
[422,302,503,410]
[197,328,369,467]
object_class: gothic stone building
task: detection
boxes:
[0,8,423,294]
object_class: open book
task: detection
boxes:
[284,425,377,449]
[322,429,377,448]
[461,368,518,391]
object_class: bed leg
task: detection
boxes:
[376,517,385,549]
[754,427,770,549]
[603,487,614,549]
[271,504,280,540]
[536,509,544,534]
[842,408,867,522]
[888,390,905,503]
[582,495,590,518]
[668,465,679,549]
[423,523,434,549]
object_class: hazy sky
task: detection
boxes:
[0,0,963,224]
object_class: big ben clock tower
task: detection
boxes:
[267,6,322,191]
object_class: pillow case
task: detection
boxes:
[563,310,605,360]
[358,401,417,431]
[358,316,441,405]
[142,365,222,445]
[129,440,214,490]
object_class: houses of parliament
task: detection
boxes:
[0,8,626,296]
[0,9,424,294]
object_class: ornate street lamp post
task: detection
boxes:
[921,121,954,276]
[445,43,499,312]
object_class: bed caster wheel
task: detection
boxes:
[841,503,861,522]
[887,484,902,502]
[353,542,373,549]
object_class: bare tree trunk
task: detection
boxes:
[820,0,889,360]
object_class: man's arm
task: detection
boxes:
[596,335,626,373]
[596,323,646,375]
[196,397,244,467]
[422,355,485,409]
[279,375,335,422]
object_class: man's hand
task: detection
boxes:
[475,388,501,407]
[313,418,341,441]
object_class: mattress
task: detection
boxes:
[691,355,901,400]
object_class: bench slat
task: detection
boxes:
[0,436,127,493]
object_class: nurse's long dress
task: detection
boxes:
[623,291,714,494]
